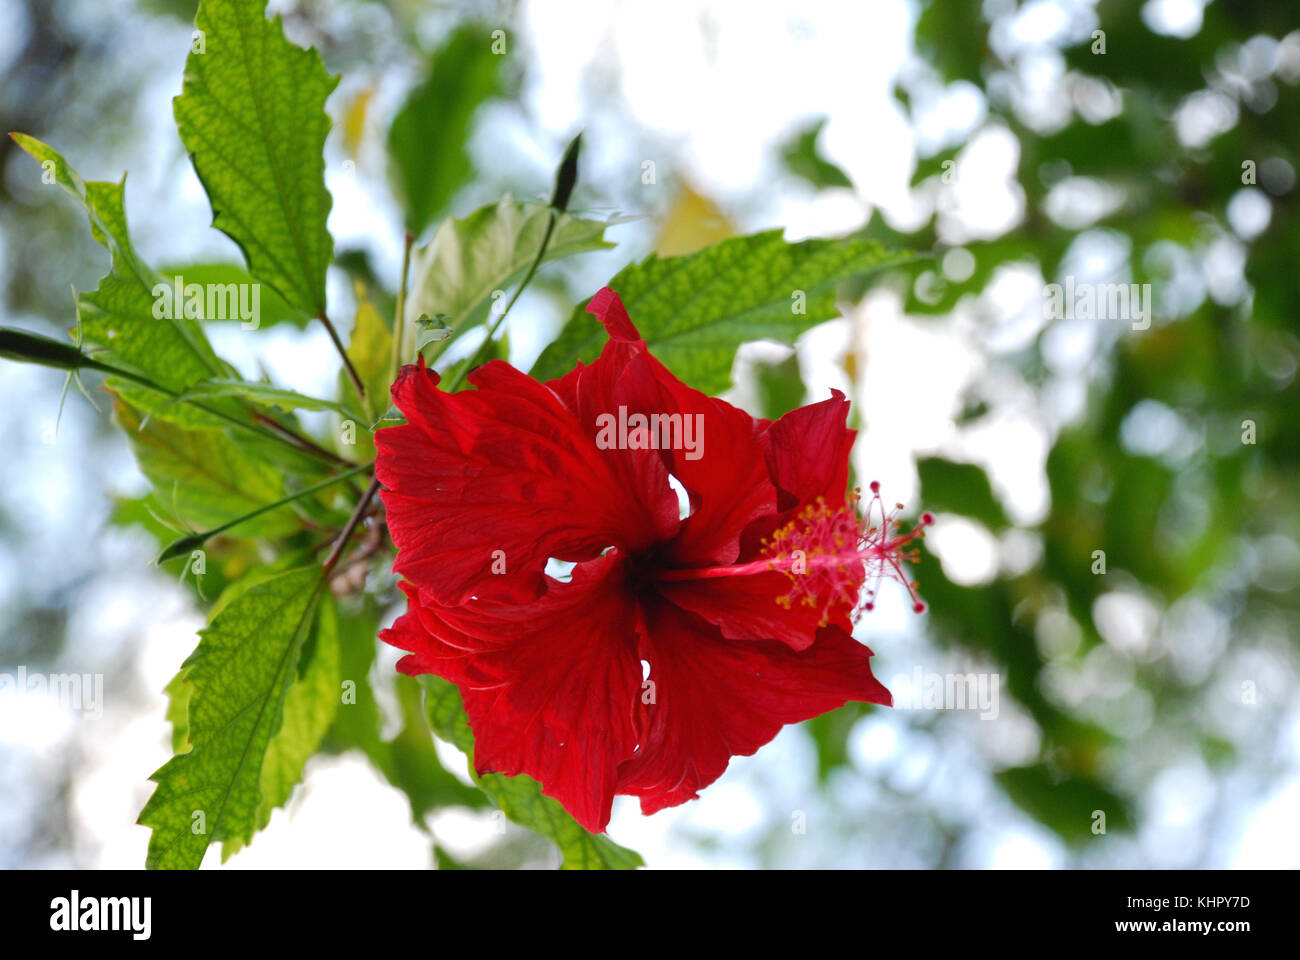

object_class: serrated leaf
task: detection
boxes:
[11,134,232,425]
[140,567,326,868]
[405,199,614,354]
[388,23,508,235]
[222,590,342,859]
[175,0,338,318]
[164,671,194,755]
[10,134,149,278]
[115,399,302,537]
[421,676,644,870]
[530,230,917,393]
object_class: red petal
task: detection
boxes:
[381,553,645,834]
[649,370,776,566]
[617,602,891,815]
[764,389,856,510]
[658,392,861,649]
[656,568,850,651]
[588,286,641,342]
[564,288,778,566]
[376,358,678,606]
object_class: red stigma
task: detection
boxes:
[758,485,931,623]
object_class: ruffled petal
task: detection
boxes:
[644,369,775,566]
[617,602,891,815]
[380,553,645,834]
[560,287,777,567]
[376,358,678,606]
[671,389,858,650]
[764,389,856,510]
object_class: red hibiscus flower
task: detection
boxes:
[376,287,930,833]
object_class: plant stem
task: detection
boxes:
[391,231,413,385]
[318,312,366,402]
[2,324,355,468]
[96,361,349,465]
[444,208,558,393]
[156,462,373,563]
[324,475,381,573]
[249,410,355,468]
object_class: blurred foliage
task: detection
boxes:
[780,117,853,191]
[654,183,736,257]
[818,0,1299,855]
[387,22,516,237]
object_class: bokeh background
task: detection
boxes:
[1,0,1298,868]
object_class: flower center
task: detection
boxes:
[657,483,933,622]
[623,544,671,599]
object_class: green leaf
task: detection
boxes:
[9,134,152,285]
[916,456,1008,529]
[780,117,853,190]
[328,294,393,462]
[530,230,916,394]
[164,671,194,755]
[344,295,394,424]
[405,199,614,355]
[914,0,988,84]
[996,763,1132,846]
[421,676,644,869]
[753,351,807,418]
[10,134,232,424]
[139,567,326,868]
[175,0,338,318]
[388,24,508,235]
[222,590,343,859]
[115,399,302,537]
[163,575,348,861]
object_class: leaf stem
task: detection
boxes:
[0,325,356,469]
[97,360,353,468]
[155,462,373,563]
[249,410,355,468]
[323,475,382,573]
[391,231,413,384]
[441,135,580,391]
[318,312,367,403]
[444,208,557,393]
